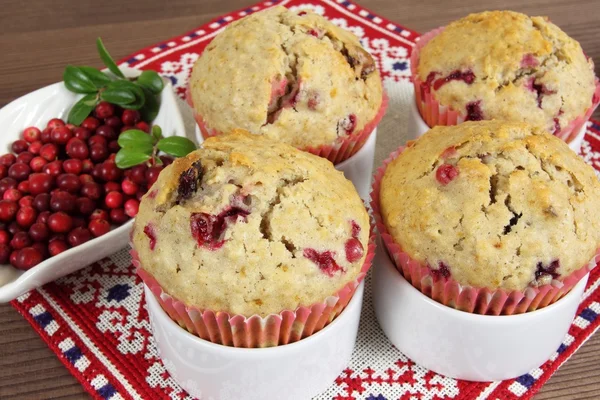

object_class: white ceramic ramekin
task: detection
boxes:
[407,98,588,153]
[372,237,588,382]
[145,282,364,400]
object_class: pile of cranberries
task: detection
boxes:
[0,102,170,270]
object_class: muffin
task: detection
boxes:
[411,11,600,144]
[132,131,373,346]
[372,120,600,315]
[188,6,386,164]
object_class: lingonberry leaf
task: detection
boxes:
[100,87,136,106]
[96,37,125,79]
[63,66,98,94]
[157,136,197,157]
[68,94,98,125]
[115,149,152,169]
[78,66,112,87]
[136,71,164,95]
[106,80,146,110]
[152,125,163,141]
[118,129,155,148]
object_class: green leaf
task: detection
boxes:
[78,66,112,87]
[68,94,98,125]
[115,149,152,169]
[96,37,125,79]
[100,87,136,105]
[152,125,163,141]
[157,136,197,157]
[104,80,146,110]
[63,66,98,94]
[118,129,155,148]
[136,70,164,95]
[140,89,160,122]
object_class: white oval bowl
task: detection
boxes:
[372,236,588,381]
[0,68,187,302]
[145,281,364,400]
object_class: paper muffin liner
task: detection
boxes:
[410,27,600,144]
[370,145,598,315]
[132,225,375,348]
[185,83,388,165]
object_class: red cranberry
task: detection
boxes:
[159,155,174,166]
[108,140,120,153]
[94,102,115,119]
[121,125,135,133]
[8,163,31,181]
[81,116,100,131]
[89,219,110,237]
[29,173,54,195]
[135,121,150,133]
[121,178,138,195]
[15,247,43,269]
[40,128,52,143]
[82,159,94,173]
[11,140,29,154]
[50,125,73,145]
[0,177,18,196]
[16,152,34,165]
[465,101,484,122]
[81,182,103,200]
[18,195,34,208]
[144,223,157,249]
[0,243,10,264]
[130,165,148,185]
[11,231,31,250]
[43,160,63,177]
[7,221,23,235]
[48,212,73,233]
[67,227,91,247]
[33,193,50,211]
[0,230,9,245]
[40,143,58,161]
[48,239,69,256]
[122,109,141,126]
[90,144,109,163]
[101,161,121,182]
[79,174,94,184]
[23,127,41,143]
[31,242,48,258]
[16,206,37,228]
[90,209,109,221]
[145,166,163,186]
[63,159,83,175]
[37,211,50,224]
[9,250,18,267]
[109,208,129,224]
[104,182,119,193]
[29,222,49,242]
[46,118,65,130]
[88,135,107,147]
[96,125,117,140]
[76,197,95,215]
[105,116,122,129]
[3,189,22,202]
[105,191,124,209]
[72,216,86,229]
[73,127,92,141]
[66,138,89,160]
[17,180,29,194]
[0,165,7,179]
[56,174,81,194]
[28,141,42,155]
[0,200,18,222]
[50,191,75,213]
[124,199,139,217]
[29,156,47,172]
[303,248,343,276]
[436,164,459,185]
[0,154,16,167]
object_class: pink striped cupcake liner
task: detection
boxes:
[370,145,598,315]
[410,27,600,145]
[186,83,388,165]
[132,223,375,348]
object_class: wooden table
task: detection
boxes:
[1,0,599,398]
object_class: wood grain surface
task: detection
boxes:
[1,0,599,398]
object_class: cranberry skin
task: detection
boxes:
[50,125,73,145]
[121,178,138,195]
[3,189,22,202]
[23,127,42,143]
[19,195,34,208]
[16,247,44,270]
[17,180,29,194]
[101,162,122,182]
[145,166,163,186]
[66,138,89,160]
[108,140,120,154]
[0,165,7,180]
[9,250,19,267]
[90,144,109,163]
[31,242,48,259]
[135,121,150,133]
[96,125,117,140]
[110,208,129,224]
[36,211,50,224]
[8,163,31,181]
[81,116,100,131]
[88,135,107,147]
[105,191,124,209]
[63,159,83,175]
[11,139,29,154]
[28,141,43,155]
[94,102,115,119]
[56,174,81,194]
[0,243,10,264]
[0,230,9,245]
[46,118,65,130]
[81,182,103,200]
[40,128,52,144]
[16,151,34,165]
[68,227,92,247]
[90,209,109,221]
[28,222,49,242]
[48,212,73,233]
[121,125,135,133]
[40,143,58,161]
[0,154,16,167]
[50,191,76,213]
[72,216,86,229]
[32,193,50,212]
[43,160,63,177]
[0,200,18,222]
[82,159,94,173]
[159,155,174,166]
[104,182,120,193]
[129,164,148,185]
[10,231,31,250]
[30,156,47,172]
[79,174,94,185]
[76,197,95,216]
[73,127,92,141]
[0,177,18,196]
[436,164,459,185]
[122,110,141,126]
[89,219,110,237]
[124,199,139,217]
[16,206,37,229]
[48,240,69,256]
[29,173,54,195]
[104,116,122,130]
[8,221,23,235]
